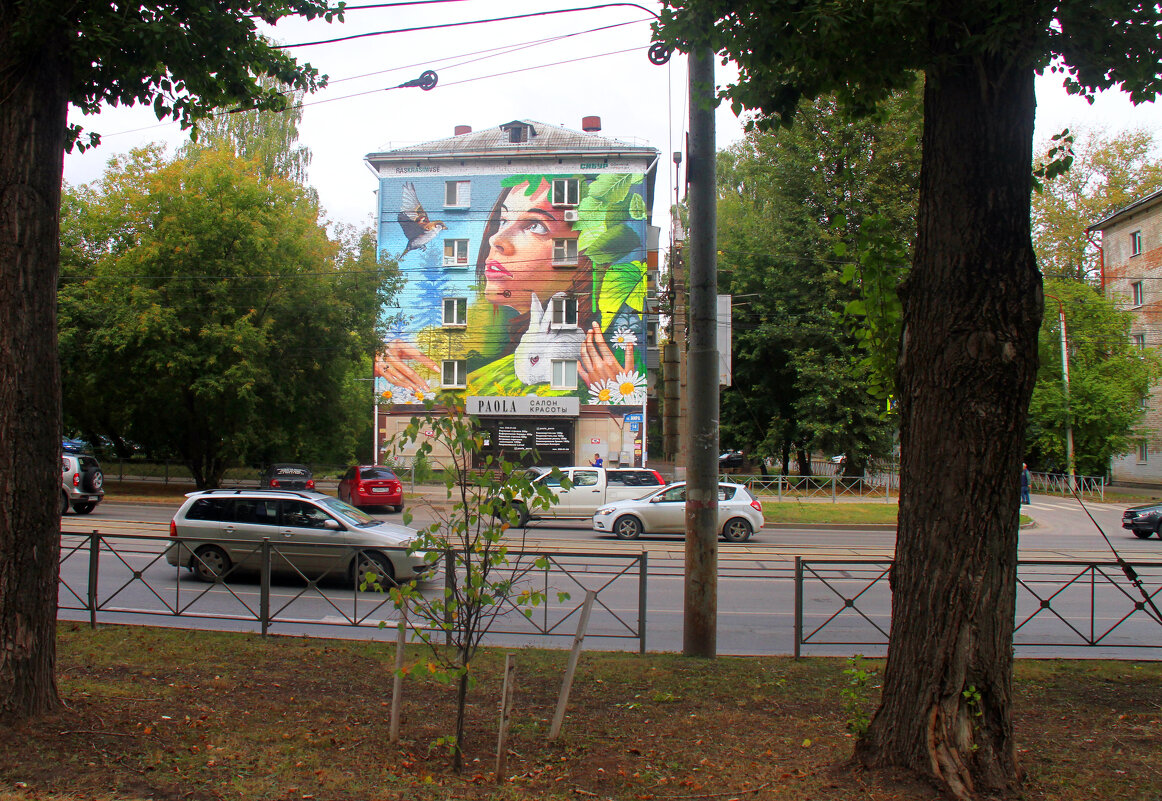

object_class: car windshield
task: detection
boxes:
[359,467,397,480]
[319,496,378,527]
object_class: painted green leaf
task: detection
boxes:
[585,223,641,267]
[587,172,639,204]
[598,261,647,323]
[629,193,647,220]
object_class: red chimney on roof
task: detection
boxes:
[581,116,601,132]
[454,125,472,135]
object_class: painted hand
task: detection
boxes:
[375,341,439,394]
[579,322,634,387]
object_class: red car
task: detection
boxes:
[338,465,404,512]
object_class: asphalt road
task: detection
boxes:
[57,494,1162,657]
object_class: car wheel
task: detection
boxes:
[512,503,530,528]
[352,550,395,591]
[722,517,754,543]
[59,492,69,516]
[1135,528,1156,539]
[72,502,96,515]
[392,505,404,514]
[613,515,643,540]
[192,545,231,582]
[81,469,103,493]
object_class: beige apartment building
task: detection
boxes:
[1090,188,1162,485]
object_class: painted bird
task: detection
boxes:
[397,182,447,259]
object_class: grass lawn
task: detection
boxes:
[2,624,1158,800]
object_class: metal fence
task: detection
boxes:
[793,557,1162,656]
[1030,471,1106,500]
[58,531,647,651]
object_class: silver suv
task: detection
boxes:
[165,488,433,586]
[61,454,104,515]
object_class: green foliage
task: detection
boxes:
[181,74,313,186]
[1032,128,1162,282]
[714,90,919,473]
[840,655,877,736]
[9,1,338,151]
[58,146,401,484]
[1026,279,1161,476]
[382,398,567,769]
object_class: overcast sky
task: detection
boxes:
[63,0,1162,236]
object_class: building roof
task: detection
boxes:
[365,119,658,163]
[1087,187,1162,232]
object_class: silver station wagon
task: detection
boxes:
[166,489,432,587]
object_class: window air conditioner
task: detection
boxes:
[563,209,580,222]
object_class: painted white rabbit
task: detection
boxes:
[514,292,587,386]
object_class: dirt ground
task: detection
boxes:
[0,624,1159,801]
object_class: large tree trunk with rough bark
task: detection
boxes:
[0,28,69,719]
[853,54,1041,799]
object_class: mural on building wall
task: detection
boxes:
[373,172,650,408]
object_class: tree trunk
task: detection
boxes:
[0,32,70,719]
[854,54,1040,798]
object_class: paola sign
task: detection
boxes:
[467,396,579,417]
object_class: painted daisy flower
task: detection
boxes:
[610,327,638,349]
[611,371,646,405]
[411,387,432,404]
[587,379,617,405]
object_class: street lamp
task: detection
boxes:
[1045,294,1076,493]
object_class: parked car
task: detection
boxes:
[592,481,764,542]
[510,466,666,526]
[1122,502,1162,539]
[260,463,314,490]
[61,453,104,515]
[338,465,403,512]
[719,451,745,469]
[165,488,432,586]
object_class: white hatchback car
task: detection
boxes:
[166,489,433,586]
[592,481,764,542]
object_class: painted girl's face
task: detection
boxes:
[484,180,579,309]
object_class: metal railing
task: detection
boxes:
[724,474,896,501]
[793,557,1162,656]
[1030,471,1106,500]
[58,532,647,651]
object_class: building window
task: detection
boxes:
[444,180,470,208]
[551,295,578,326]
[443,239,469,267]
[1131,230,1143,256]
[1133,333,1146,349]
[442,297,467,327]
[1133,281,1145,306]
[1138,441,1149,463]
[552,178,579,207]
[552,238,578,266]
[551,359,578,390]
[507,125,528,143]
[442,360,466,388]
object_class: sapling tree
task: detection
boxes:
[383,397,567,771]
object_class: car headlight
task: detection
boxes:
[595,507,614,516]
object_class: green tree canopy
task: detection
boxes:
[655,1,1162,797]
[59,146,401,487]
[1027,278,1160,476]
[1032,128,1162,282]
[716,89,920,474]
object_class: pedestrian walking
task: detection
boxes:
[1020,463,1030,504]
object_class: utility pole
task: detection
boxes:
[683,46,719,658]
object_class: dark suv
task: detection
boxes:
[61,453,104,515]
[1122,502,1162,539]
[259,464,315,490]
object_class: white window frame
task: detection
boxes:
[552,238,578,266]
[444,180,470,208]
[551,359,578,390]
[442,297,467,327]
[1133,333,1146,349]
[443,238,469,267]
[442,359,467,389]
[551,295,578,326]
[551,178,579,207]
[1133,281,1145,306]
[1131,230,1143,256]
